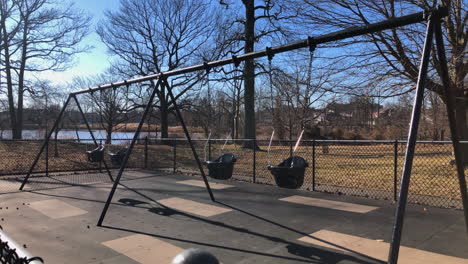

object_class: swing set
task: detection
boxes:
[19,6,467,264]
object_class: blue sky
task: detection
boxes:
[39,0,118,86]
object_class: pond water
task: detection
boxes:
[1,129,157,144]
[0,129,205,144]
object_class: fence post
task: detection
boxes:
[312,139,316,191]
[253,138,256,183]
[208,138,212,161]
[99,139,102,173]
[393,140,398,201]
[173,139,177,173]
[289,139,293,157]
[45,139,49,177]
[144,136,148,169]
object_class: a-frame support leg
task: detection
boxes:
[388,15,436,264]
[97,79,163,226]
[434,20,468,234]
[20,96,72,190]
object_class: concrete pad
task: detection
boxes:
[298,230,468,264]
[177,180,234,189]
[28,199,88,219]
[157,197,232,217]
[102,234,183,264]
[280,195,378,213]
[1,170,466,264]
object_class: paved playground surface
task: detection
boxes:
[0,170,466,263]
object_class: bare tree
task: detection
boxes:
[29,79,61,132]
[97,0,219,139]
[211,65,245,139]
[27,79,68,156]
[0,0,91,139]
[286,0,468,162]
[72,73,133,144]
[272,60,330,140]
[217,0,293,148]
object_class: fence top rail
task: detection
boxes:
[147,138,468,144]
[70,7,446,96]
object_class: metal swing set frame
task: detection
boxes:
[19,6,467,263]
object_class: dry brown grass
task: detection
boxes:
[72,124,204,134]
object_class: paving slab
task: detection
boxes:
[299,229,468,264]
[103,234,183,264]
[176,179,234,189]
[280,195,379,213]
[157,197,232,217]
[28,199,88,219]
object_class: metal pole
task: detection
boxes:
[394,140,398,201]
[388,17,435,264]
[289,136,293,157]
[45,98,49,177]
[173,139,177,173]
[20,96,72,190]
[99,139,103,173]
[73,95,114,182]
[45,132,49,177]
[161,76,215,201]
[97,79,163,226]
[208,138,212,161]
[312,139,316,191]
[434,20,468,234]
[144,136,148,169]
[253,139,256,183]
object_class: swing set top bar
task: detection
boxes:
[71,6,448,97]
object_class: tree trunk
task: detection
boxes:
[16,19,28,140]
[241,0,258,149]
[455,99,468,164]
[235,87,241,140]
[160,101,169,139]
[16,73,25,140]
[231,94,236,139]
[54,130,59,157]
[1,21,19,139]
[106,127,112,144]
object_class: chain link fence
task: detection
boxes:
[0,138,465,209]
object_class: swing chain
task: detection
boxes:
[204,61,212,127]
[306,37,316,90]
[266,47,275,112]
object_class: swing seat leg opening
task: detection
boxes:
[205,153,237,180]
[268,156,308,189]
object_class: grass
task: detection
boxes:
[0,140,465,208]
